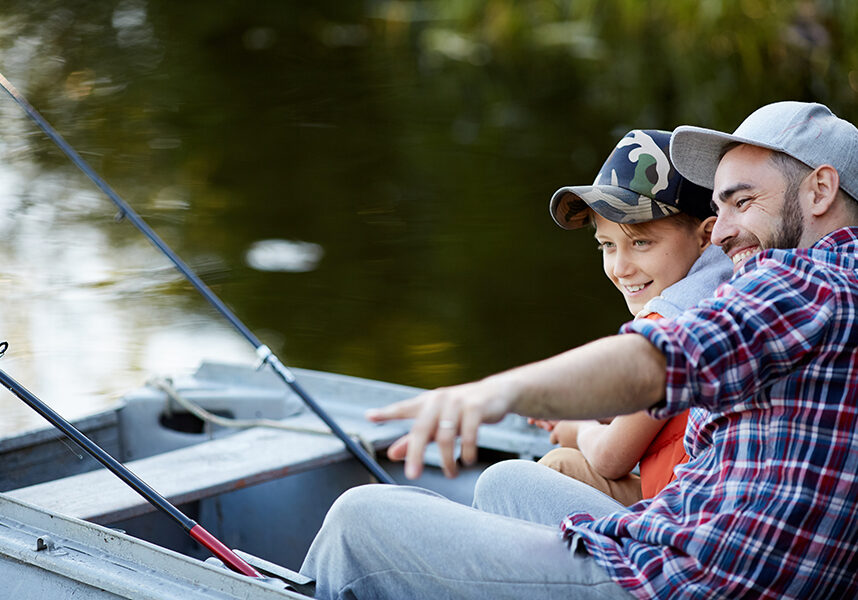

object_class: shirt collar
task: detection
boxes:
[811,226,858,251]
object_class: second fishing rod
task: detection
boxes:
[0,71,395,486]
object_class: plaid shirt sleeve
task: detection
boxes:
[622,252,836,421]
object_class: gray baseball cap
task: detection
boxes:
[670,101,858,202]
[549,129,713,230]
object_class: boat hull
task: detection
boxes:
[1,361,553,594]
[0,494,309,599]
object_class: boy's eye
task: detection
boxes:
[632,239,651,248]
[596,241,614,252]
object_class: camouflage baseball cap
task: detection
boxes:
[549,129,713,230]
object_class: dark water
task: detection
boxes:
[0,1,855,434]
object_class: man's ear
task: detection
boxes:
[807,165,840,217]
[696,216,716,250]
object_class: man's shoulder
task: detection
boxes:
[739,230,858,282]
[738,227,858,276]
[726,242,856,313]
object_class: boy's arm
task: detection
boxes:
[549,420,590,447]
[368,334,666,479]
[574,412,667,479]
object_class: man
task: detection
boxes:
[300,102,858,599]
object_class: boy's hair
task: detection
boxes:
[586,210,703,239]
[619,212,703,238]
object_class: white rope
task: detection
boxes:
[147,377,378,462]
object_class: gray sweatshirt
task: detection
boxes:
[636,245,734,319]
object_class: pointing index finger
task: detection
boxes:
[365,396,422,423]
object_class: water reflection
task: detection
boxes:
[0,154,256,435]
[0,1,855,436]
[246,239,324,273]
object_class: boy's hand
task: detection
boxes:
[549,420,581,447]
[527,418,558,432]
[548,420,600,448]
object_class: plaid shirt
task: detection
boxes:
[562,227,858,599]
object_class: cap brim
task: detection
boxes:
[550,185,679,230]
[670,125,784,190]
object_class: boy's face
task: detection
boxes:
[593,213,712,316]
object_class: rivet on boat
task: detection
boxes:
[35,534,69,556]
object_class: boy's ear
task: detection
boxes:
[697,216,716,250]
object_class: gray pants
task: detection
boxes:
[300,459,634,599]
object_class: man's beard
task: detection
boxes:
[769,180,805,249]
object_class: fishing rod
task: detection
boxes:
[0,345,262,578]
[0,71,394,485]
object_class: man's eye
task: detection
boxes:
[736,197,751,209]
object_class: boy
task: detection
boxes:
[533,129,733,505]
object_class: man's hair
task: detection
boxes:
[767,149,858,220]
[720,142,858,218]
[767,150,812,192]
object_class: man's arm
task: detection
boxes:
[366,333,666,479]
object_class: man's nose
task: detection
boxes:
[711,212,737,248]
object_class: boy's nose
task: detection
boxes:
[612,250,636,278]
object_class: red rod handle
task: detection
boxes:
[190,525,263,578]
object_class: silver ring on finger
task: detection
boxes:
[438,420,457,430]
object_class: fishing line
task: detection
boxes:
[0,71,394,485]
[57,434,86,461]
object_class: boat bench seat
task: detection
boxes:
[5,415,402,525]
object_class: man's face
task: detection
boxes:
[711,144,806,272]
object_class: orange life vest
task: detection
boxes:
[637,311,690,498]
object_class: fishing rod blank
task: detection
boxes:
[0,71,394,485]
[0,364,263,578]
